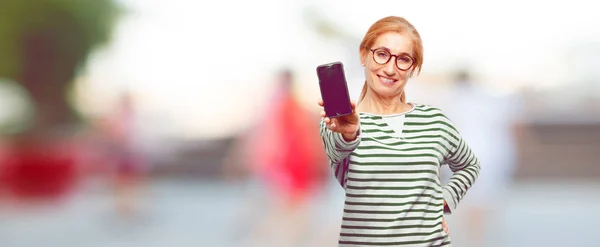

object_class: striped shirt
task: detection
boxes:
[319,104,481,246]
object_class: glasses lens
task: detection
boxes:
[372,49,390,64]
[396,54,414,70]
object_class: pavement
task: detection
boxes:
[0,178,598,247]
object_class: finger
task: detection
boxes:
[330,118,337,130]
[442,219,449,233]
[324,117,331,124]
[320,110,326,118]
[350,100,358,114]
[318,99,324,106]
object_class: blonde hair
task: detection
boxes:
[358,16,424,104]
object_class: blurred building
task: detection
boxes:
[513,41,600,181]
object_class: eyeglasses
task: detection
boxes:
[369,47,415,71]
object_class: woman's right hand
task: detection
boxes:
[319,99,360,141]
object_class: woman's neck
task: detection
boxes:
[357,91,411,115]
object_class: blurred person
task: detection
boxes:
[222,69,328,247]
[318,16,481,246]
[102,92,149,220]
[438,69,523,247]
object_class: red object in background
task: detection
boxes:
[249,89,328,202]
[0,142,78,200]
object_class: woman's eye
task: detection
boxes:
[399,56,411,63]
[377,52,389,58]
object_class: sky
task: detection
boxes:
[74,0,600,140]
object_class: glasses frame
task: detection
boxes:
[369,47,415,71]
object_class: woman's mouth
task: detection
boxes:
[378,75,397,85]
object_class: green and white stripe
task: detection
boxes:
[320,104,481,246]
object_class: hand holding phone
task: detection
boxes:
[316,61,359,141]
[318,99,359,141]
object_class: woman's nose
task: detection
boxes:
[383,59,396,75]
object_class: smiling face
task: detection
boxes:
[360,31,415,100]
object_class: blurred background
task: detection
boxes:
[0,0,599,246]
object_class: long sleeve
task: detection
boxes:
[319,119,361,189]
[442,122,481,214]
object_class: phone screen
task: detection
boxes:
[317,62,352,118]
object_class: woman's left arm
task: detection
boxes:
[442,125,481,214]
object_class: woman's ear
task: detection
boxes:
[359,49,367,67]
[407,68,414,78]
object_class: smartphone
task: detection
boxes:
[317,61,353,118]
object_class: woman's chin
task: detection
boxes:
[373,87,402,98]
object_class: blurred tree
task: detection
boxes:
[0,0,121,200]
[0,0,121,138]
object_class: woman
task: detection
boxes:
[318,16,481,246]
